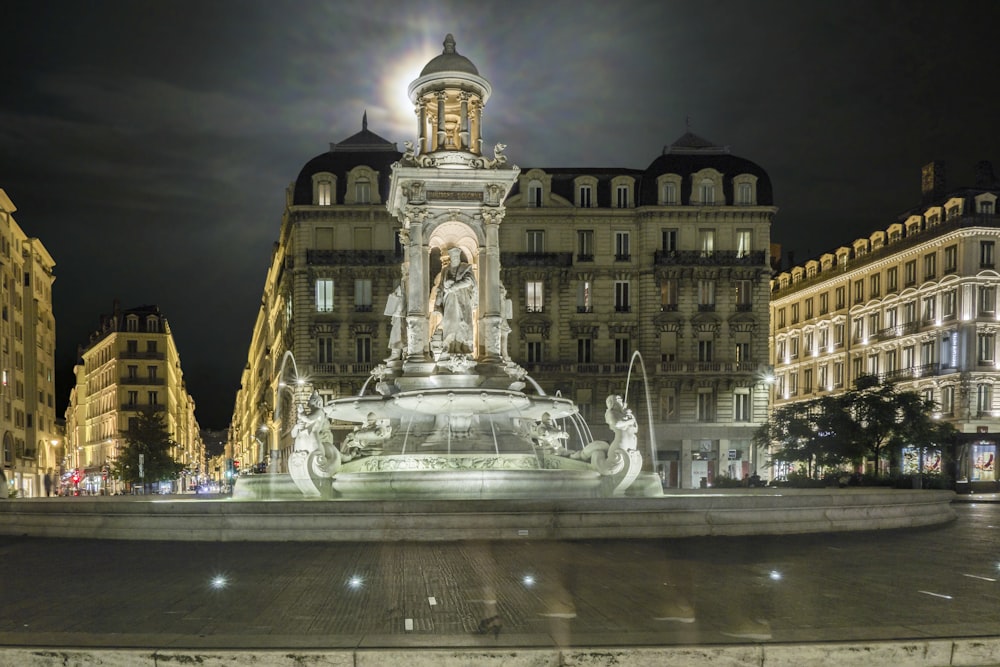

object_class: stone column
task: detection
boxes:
[479,207,504,360]
[404,209,430,361]
[417,105,427,154]
[436,92,447,150]
[459,92,470,150]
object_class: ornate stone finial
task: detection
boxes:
[443,34,456,54]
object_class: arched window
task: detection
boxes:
[699,179,715,205]
[662,182,677,205]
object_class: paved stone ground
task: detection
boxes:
[0,503,998,651]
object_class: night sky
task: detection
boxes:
[3,0,999,429]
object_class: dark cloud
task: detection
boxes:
[2,0,999,427]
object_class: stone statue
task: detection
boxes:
[385,282,405,360]
[499,282,512,360]
[573,394,643,495]
[530,412,570,455]
[434,247,477,355]
[292,391,334,455]
[605,394,638,454]
[342,412,392,459]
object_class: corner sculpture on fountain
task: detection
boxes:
[278,34,660,500]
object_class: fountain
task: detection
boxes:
[237,35,662,501]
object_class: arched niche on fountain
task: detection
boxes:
[426,220,481,358]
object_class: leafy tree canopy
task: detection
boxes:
[110,408,185,484]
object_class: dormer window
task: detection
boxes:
[528,180,543,207]
[578,184,592,208]
[126,316,139,332]
[313,172,336,206]
[982,200,994,215]
[663,182,677,204]
[616,185,629,208]
[146,316,159,333]
[699,179,716,205]
[355,179,371,204]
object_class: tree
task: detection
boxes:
[111,407,185,486]
[756,376,958,478]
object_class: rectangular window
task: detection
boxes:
[317,336,334,364]
[577,338,593,363]
[577,230,594,260]
[920,340,935,365]
[853,279,864,304]
[870,274,881,297]
[662,182,678,205]
[791,304,799,324]
[614,337,630,364]
[978,384,993,415]
[885,307,897,329]
[982,241,995,268]
[922,295,936,321]
[734,390,751,421]
[887,267,898,292]
[867,312,880,337]
[354,279,372,312]
[128,365,138,379]
[819,326,829,350]
[615,231,631,260]
[698,339,714,362]
[944,245,957,273]
[127,390,138,406]
[803,368,813,393]
[614,281,630,312]
[662,228,678,252]
[818,364,829,390]
[526,230,545,253]
[661,279,678,311]
[979,333,995,363]
[736,229,752,258]
[355,181,371,204]
[942,386,955,414]
[616,185,629,208]
[698,280,716,310]
[735,341,750,364]
[835,287,846,309]
[834,361,844,387]
[980,286,996,315]
[735,280,752,310]
[525,281,544,313]
[317,180,332,206]
[527,340,543,363]
[356,336,372,363]
[697,390,715,422]
[905,260,917,286]
[903,301,916,323]
[529,183,542,207]
[148,391,158,406]
[943,290,957,318]
[316,279,334,312]
[924,252,936,280]
[737,182,753,205]
[577,280,593,313]
[903,345,915,369]
[578,185,592,208]
[698,229,715,257]
[805,297,813,319]
[834,323,845,346]
[147,366,158,381]
[819,292,829,314]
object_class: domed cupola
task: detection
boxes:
[407,34,493,156]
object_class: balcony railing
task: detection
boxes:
[120,403,166,412]
[876,322,920,340]
[120,351,165,360]
[500,252,574,268]
[654,250,767,266]
[306,249,401,266]
[120,377,165,386]
[878,363,944,383]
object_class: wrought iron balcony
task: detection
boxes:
[306,249,401,266]
[654,250,767,266]
[500,252,574,268]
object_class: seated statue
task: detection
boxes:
[530,412,570,455]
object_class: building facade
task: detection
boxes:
[229,37,776,488]
[0,189,59,498]
[64,303,204,493]
[770,161,1000,490]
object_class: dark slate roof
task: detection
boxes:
[640,132,774,205]
[420,34,479,76]
[291,116,401,206]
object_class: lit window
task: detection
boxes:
[526,281,544,313]
[699,229,715,256]
[736,229,752,258]
[317,180,332,206]
[978,333,995,363]
[316,279,334,313]
[577,281,593,313]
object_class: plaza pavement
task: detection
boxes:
[1,500,999,666]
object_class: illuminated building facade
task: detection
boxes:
[770,161,1000,490]
[0,189,58,498]
[229,36,776,488]
[64,303,204,493]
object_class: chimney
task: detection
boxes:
[921,161,946,203]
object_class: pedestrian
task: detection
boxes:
[44,468,53,497]
[0,467,8,499]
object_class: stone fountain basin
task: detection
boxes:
[324,389,578,423]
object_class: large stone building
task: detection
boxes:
[0,189,58,498]
[64,303,204,493]
[229,36,776,488]
[770,161,1000,490]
